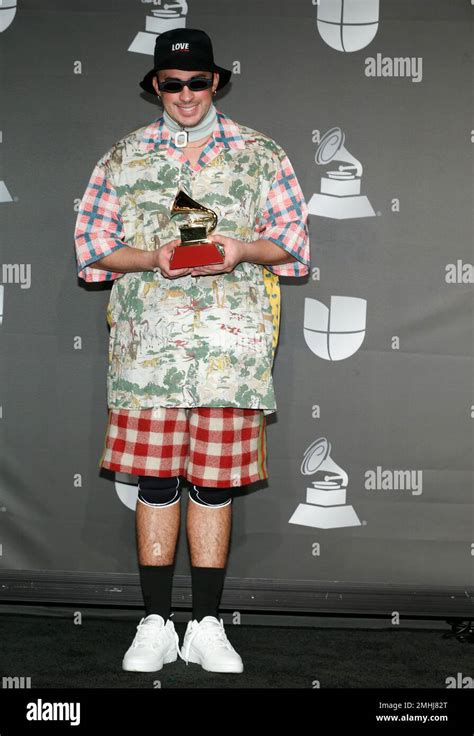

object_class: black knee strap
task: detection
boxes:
[137,475,181,508]
[188,484,233,507]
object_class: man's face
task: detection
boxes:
[152,69,219,128]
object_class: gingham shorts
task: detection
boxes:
[99,406,268,488]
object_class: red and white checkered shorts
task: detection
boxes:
[99,406,268,488]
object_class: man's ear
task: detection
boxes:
[213,72,220,92]
[152,74,160,96]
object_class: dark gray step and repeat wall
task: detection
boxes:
[0,0,472,615]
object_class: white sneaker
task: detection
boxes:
[179,615,244,673]
[122,614,181,672]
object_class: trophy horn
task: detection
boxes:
[168,189,224,269]
[170,190,218,231]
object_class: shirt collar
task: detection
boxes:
[138,109,245,152]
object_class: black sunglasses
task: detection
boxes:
[157,76,214,93]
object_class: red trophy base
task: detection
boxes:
[169,242,225,270]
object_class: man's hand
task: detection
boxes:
[153,239,194,279]
[189,234,246,277]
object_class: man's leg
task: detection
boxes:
[136,475,182,621]
[186,484,233,621]
[116,408,192,671]
[179,408,265,672]
[185,406,264,623]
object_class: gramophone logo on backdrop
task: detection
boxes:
[129,0,188,55]
[303,295,366,360]
[0,181,13,204]
[115,473,139,510]
[308,127,375,219]
[0,0,16,33]
[289,438,360,529]
[316,0,379,52]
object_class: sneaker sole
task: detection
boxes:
[184,650,244,673]
[122,649,178,672]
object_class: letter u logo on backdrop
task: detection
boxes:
[303,296,367,361]
[0,0,17,32]
[316,0,379,52]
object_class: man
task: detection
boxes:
[74,28,310,674]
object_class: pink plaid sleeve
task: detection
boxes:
[254,153,310,277]
[74,161,127,282]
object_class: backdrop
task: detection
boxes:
[0,0,472,617]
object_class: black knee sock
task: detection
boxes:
[191,565,226,622]
[138,564,174,621]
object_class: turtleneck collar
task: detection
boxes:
[163,103,218,148]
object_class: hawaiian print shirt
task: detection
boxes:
[74,110,310,416]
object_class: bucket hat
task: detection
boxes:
[139,28,232,95]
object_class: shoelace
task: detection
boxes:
[181,618,234,664]
[134,617,183,658]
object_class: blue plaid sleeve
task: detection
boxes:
[74,161,127,283]
[254,152,310,277]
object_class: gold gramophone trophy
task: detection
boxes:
[169,190,225,270]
